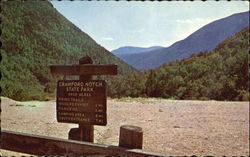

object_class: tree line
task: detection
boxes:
[107,27,249,101]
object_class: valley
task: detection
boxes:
[1,1,248,102]
[0,1,249,156]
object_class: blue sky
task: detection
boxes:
[51,1,249,51]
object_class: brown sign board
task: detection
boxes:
[56,80,107,125]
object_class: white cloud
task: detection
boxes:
[176,18,214,24]
[173,17,218,41]
[134,28,145,33]
[176,19,193,24]
[100,37,114,41]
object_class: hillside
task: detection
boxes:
[0,1,137,101]
[125,11,249,71]
[112,46,164,68]
[108,27,249,101]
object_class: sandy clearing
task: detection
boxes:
[1,97,249,156]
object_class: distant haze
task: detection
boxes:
[51,1,249,51]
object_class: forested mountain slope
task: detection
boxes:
[108,27,249,101]
[126,11,249,71]
[0,1,137,101]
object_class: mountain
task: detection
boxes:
[111,46,164,67]
[0,1,137,101]
[125,11,249,71]
[108,27,249,101]
[112,46,164,55]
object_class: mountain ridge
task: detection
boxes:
[108,27,249,101]
[112,46,164,55]
[1,1,137,101]
[119,11,249,71]
[111,46,164,67]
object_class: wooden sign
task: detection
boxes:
[51,56,118,142]
[56,80,107,125]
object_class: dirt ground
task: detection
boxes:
[1,97,249,156]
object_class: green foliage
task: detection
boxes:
[1,1,137,101]
[108,27,249,101]
[1,1,248,101]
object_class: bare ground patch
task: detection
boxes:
[1,97,249,156]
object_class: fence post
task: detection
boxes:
[119,125,143,149]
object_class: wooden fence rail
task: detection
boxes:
[0,130,163,156]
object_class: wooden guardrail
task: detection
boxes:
[0,130,163,156]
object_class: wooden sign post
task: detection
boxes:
[50,56,117,142]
